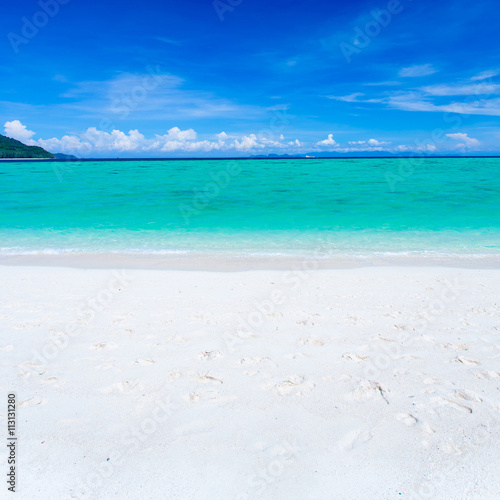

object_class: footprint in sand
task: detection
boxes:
[394,324,411,331]
[300,337,324,346]
[454,390,482,402]
[95,362,115,370]
[239,357,277,367]
[339,429,373,450]
[101,381,140,394]
[348,380,389,404]
[423,377,442,385]
[166,335,191,344]
[18,396,47,408]
[272,375,316,396]
[473,370,500,379]
[184,389,220,403]
[421,422,436,435]
[421,387,438,394]
[420,335,436,343]
[442,343,469,351]
[441,443,466,456]
[134,358,155,366]
[284,352,308,359]
[92,342,118,351]
[432,396,472,414]
[192,314,218,325]
[296,319,315,326]
[198,351,222,361]
[373,335,396,343]
[395,413,418,426]
[186,392,201,402]
[345,315,361,325]
[452,357,480,366]
[112,313,134,324]
[195,374,223,384]
[342,353,369,362]
[18,362,46,378]
[41,377,59,384]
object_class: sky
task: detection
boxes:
[1,0,500,157]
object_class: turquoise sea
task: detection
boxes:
[1,157,499,259]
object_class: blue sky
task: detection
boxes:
[1,0,499,157]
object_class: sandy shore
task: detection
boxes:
[1,264,499,499]
[1,252,500,270]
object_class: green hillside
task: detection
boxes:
[0,133,55,159]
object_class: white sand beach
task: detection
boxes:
[1,263,500,499]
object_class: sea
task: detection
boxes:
[1,157,499,263]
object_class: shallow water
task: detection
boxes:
[1,157,499,257]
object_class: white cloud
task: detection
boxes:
[387,92,500,116]
[420,83,500,96]
[7,120,481,157]
[327,93,364,102]
[470,70,499,81]
[399,64,437,78]
[368,138,386,146]
[161,127,197,141]
[36,134,91,153]
[233,134,264,151]
[347,139,390,148]
[446,132,480,150]
[394,144,436,153]
[59,71,264,121]
[36,128,149,153]
[317,134,338,146]
[335,71,500,117]
[19,121,297,156]
[4,120,36,142]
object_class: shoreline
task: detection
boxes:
[1,251,500,270]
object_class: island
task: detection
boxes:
[0,133,55,159]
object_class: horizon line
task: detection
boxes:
[2,155,500,162]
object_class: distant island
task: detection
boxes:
[53,153,79,160]
[0,133,55,159]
